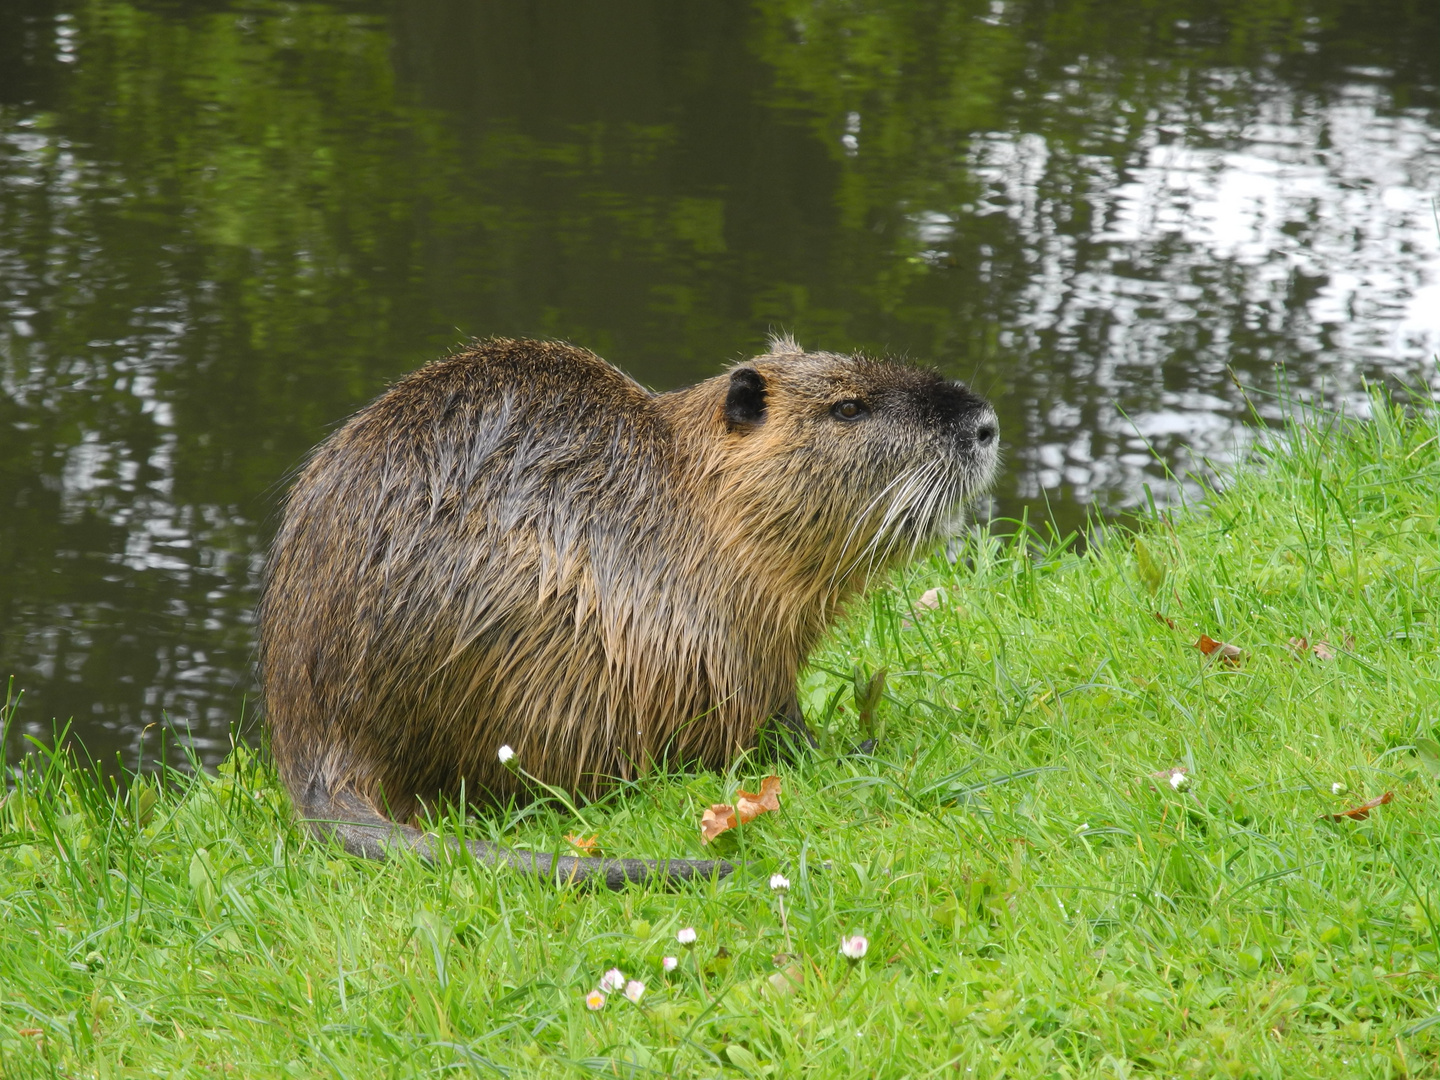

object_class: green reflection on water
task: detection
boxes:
[1,0,1436,766]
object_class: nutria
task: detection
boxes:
[259,336,997,888]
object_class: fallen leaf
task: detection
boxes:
[699,804,736,844]
[1195,635,1243,665]
[1324,791,1394,821]
[736,775,782,820]
[1289,637,1335,661]
[565,833,599,856]
[17,1028,41,1037]
[1153,612,1177,630]
[766,962,805,997]
[699,776,782,844]
[914,587,946,612]
[901,588,948,628]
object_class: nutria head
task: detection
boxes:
[664,335,998,603]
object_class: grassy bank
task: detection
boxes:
[2,394,1439,1079]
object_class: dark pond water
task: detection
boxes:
[2,0,1438,770]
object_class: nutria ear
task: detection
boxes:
[724,367,767,429]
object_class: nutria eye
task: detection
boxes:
[832,400,868,421]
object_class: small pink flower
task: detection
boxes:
[585,990,605,1011]
[676,927,697,946]
[662,956,678,972]
[840,934,869,960]
[598,968,625,993]
[624,980,645,1004]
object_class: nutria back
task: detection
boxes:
[260,336,997,850]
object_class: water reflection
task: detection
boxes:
[978,76,1440,503]
[0,0,1436,768]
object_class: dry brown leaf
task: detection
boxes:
[1289,636,1336,661]
[17,1028,42,1037]
[766,962,805,997]
[902,587,949,628]
[1153,612,1177,630]
[1324,791,1393,821]
[698,776,782,844]
[565,833,599,856]
[736,775,782,822]
[699,804,737,844]
[1195,635,1243,665]
[914,587,947,612]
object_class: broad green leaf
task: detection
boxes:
[1415,737,1440,781]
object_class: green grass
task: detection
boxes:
[2,391,1439,1079]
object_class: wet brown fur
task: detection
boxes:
[259,336,998,887]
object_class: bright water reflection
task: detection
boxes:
[0,0,1436,767]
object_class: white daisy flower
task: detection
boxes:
[840,934,869,960]
[598,968,625,993]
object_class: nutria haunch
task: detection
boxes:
[259,336,998,887]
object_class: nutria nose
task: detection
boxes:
[976,423,996,445]
[928,380,992,425]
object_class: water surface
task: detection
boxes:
[2,0,1437,767]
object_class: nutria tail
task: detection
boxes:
[296,779,735,890]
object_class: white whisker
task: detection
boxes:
[835,470,913,563]
[857,458,942,580]
[844,474,917,583]
[827,447,979,597]
[907,465,950,561]
[827,466,923,591]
